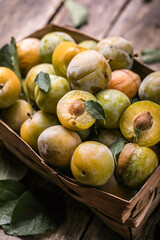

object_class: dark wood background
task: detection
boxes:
[0,0,160,239]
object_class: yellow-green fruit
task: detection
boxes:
[34,74,70,113]
[139,71,160,104]
[20,110,58,150]
[71,141,115,186]
[1,99,33,133]
[0,67,21,109]
[38,32,75,63]
[116,143,158,189]
[17,38,41,76]
[57,90,96,131]
[120,100,160,147]
[78,40,97,50]
[67,50,111,94]
[38,125,81,168]
[96,37,133,71]
[25,63,55,101]
[96,89,131,129]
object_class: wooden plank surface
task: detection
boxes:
[82,216,123,240]
[52,0,129,39]
[0,0,62,47]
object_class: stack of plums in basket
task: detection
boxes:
[1,31,160,200]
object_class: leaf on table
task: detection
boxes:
[2,224,17,237]
[0,180,25,205]
[84,100,105,120]
[0,146,28,181]
[110,136,127,164]
[141,47,160,64]
[0,199,18,225]
[64,0,88,28]
[10,191,56,236]
[0,37,21,81]
[35,71,51,92]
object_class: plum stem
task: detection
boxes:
[27,112,32,119]
[133,53,139,58]
[0,83,4,89]
[107,58,113,63]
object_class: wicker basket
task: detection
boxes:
[0,24,160,240]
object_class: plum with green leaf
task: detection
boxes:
[57,90,104,131]
[120,100,160,147]
[34,72,70,113]
[25,63,55,101]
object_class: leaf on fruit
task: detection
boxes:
[0,180,25,205]
[0,146,28,181]
[35,71,51,92]
[84,100,105,120]
[131,97,139,104]
[141,47,160,64]
[110,136,127,164]
[134,128,141,142]
[2,224,17,236]
[10,191,55,236]
[0,37,21,81]
[0,37,26,96]
[64,0,88,28]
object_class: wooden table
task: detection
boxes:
[0,0,160,239]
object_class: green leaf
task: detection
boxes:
[0,37,21,81]
[10,191,55,236]
[84,100,105,120]
[0,180,25,205]
[141,47,157,55]
[110,136,127,164]
[141,47,160,64]
[131,97,139,104]
[64,0,88,28]
[0,146,28,181]
[35,71,51,92]
[134,128,141,142]
[2,224,17,236]
[0,200,18,225]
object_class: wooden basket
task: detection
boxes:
[0,24,160,240]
